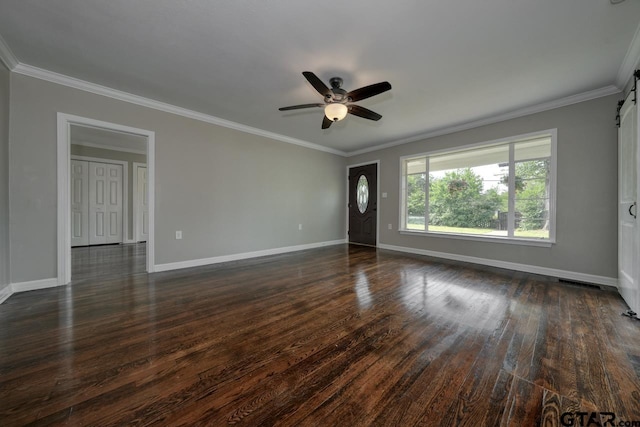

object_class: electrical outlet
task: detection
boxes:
[298,224,303,231]
[388,224,392,230]
[175,230,182,239]
[382,192,388,198]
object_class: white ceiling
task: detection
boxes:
[1,0,639,155]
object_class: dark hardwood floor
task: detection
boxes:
[71,242,147,281]
[1,244,639,426]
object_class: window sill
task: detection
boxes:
[398,229,554,247]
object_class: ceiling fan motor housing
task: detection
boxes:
[329,77,343,89]
[325,77,347,102]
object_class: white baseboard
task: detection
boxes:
[155,239,347,273]
[11,277,62,294]
[0,284,12,304]
[1,241,617,304]
[1,241,347,303]
[378,243,618,289]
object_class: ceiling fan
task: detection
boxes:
[279,71,392,129]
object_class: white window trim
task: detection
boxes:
[398,129,557,246]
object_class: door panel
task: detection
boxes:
[110,181,117,204]
[89,162,123,245]
[618,92,639,315]
[349,163,377,246]
[105,164,123,244]
[70,160,89,246]
[90,163,106,244]
[95,212,105,237]
[109,212,119,238]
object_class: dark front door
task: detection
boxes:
[348,163,377,246]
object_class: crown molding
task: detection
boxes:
[7,62,622,159]
[12,63,348,157]
[616,20,640,89]
[346,85,621,157]
[0,34,18,70]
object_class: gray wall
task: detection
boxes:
[348,94,620,279]
[0,63,9,290]
[70,143,147,242]
[9,73,346,283]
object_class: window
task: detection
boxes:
[400,130,556,243]
[356,175,369,213]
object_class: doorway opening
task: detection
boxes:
[69,126,148,280]
[57,113,155,285]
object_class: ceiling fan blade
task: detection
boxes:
[346,81,392,102]
[348,105,382,121]
[279,103,324,111]
[303,71,331,97]
[322,115,333,129]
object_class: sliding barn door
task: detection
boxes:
[89,162,123,245]
[618,91,640,315]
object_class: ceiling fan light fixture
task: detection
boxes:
[324,103,348,122]
[279,72,391,129]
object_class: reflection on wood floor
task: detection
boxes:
[1,244,639,425]
[71,242,146,281]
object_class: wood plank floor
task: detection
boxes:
[71,242,146,281]
[1,244,639,426]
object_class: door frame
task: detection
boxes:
[57,113,156,284]
[346,160,380,246]
[132,161,147,242]
[71,156,130,244]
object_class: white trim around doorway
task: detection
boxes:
[57,113,156,285]
[132,161,147,243]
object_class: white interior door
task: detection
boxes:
[89,162,123,245]
[618,91,639,315]
[135,165,149,242]
[70,160,89,246]
[105,164,123,244]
